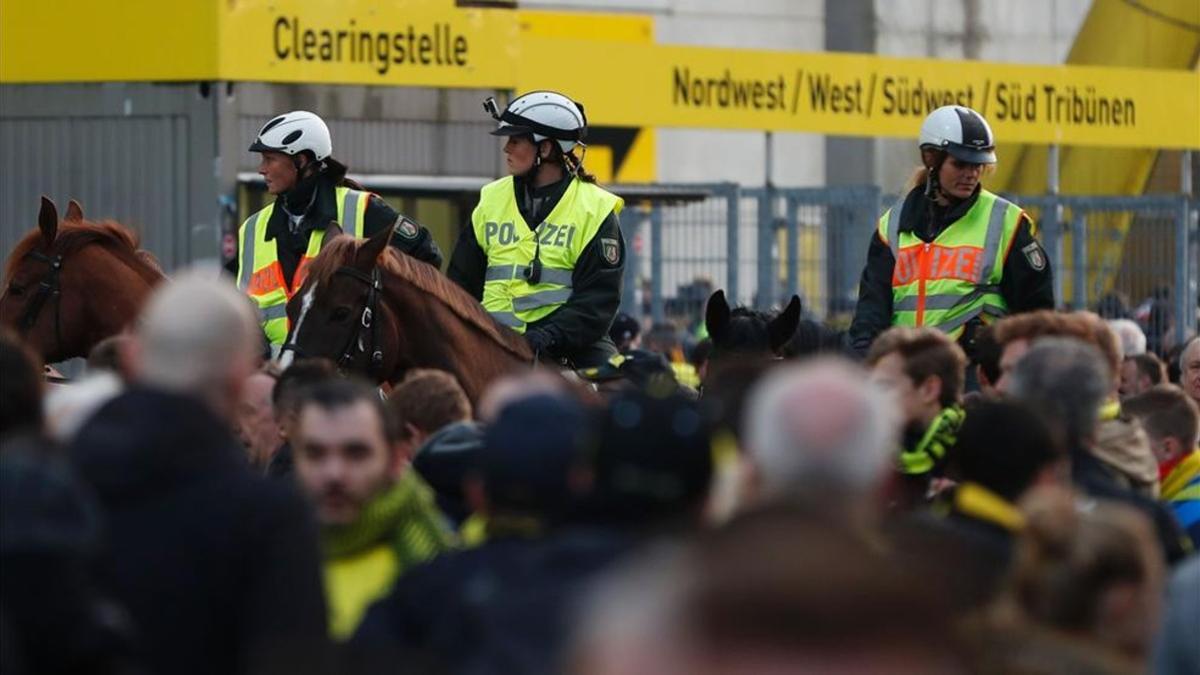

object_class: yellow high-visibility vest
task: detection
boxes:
[236,186,368,344]
[877,189,1025,340]
[470,176,622,333]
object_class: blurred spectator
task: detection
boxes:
[995,311,1160,499]
[1095,291,1132,320]
[578,349,683,397]
[386,369,472,458]
[1008,338,1190,563]
[43,371,122,443]
[0,329,43,441]
[1123,386,1200,549]
[979,487,1164,673]
[607,313,640,352]
[411,420,484,526]
[1179,337,1200,407]
[866,327,968,507]
[971,323,1003,397]
[571,505,963,675]
[1,433,139,673]
[69,271,331,675]
[1120,353,1166,399]
[1143,299,1175,359]
[1108,318,1146,358]
[86,333,136,382]
[476,370,572,422]
[641,322,681,358]
[1153,556,1200,675]
[236,364,283,471]
[742,358,899,518]
[993,310,1116,394]
[906,400,1064,610]
[352,391,622,674]
[265,357,339,478]
[291,377,453,641]
[580,387,714,530]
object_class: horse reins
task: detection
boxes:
[17,249,65,356]
[331,265,385,378]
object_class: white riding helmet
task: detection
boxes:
[485,91,587,153]
[248,110,333,161]
[919,105,996,164]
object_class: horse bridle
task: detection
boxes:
[16,249,65,355]
[281,266,385,379]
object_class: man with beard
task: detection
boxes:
[292,377,454,641]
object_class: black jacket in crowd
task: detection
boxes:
[69,388,332,675]
[1,437,139,674]
[446,174,625,363]
[349,526,633,674]
[230,171,443,286]
[849,185,1055,357]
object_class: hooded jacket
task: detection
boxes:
[69,387,332,675]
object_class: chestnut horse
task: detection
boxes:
[280,224,532,404]
[0,197,164,363]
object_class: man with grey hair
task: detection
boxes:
[742,358,900,512]
[1008,337,1191,563]
[69,272,332,675]
[1107,318,1146,358]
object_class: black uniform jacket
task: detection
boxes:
[234,173,443,287]
[446,174,625,359]
[848,185,1054,357]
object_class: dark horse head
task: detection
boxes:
[281,224,531,404]
[704,289,802,361]
[0,196,164,363]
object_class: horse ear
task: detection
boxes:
[355,223,393,270]
[705,290,731,344]
[321,221,344,251]
[38,196,58,247]
[768,295,803,354]
[65,199,84,222]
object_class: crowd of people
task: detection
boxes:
[2,268,1199,675]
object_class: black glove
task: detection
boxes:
[524,328,555,355]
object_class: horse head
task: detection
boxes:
[281,223,400,382]
[705,289,802,361]
[0,197,163,363]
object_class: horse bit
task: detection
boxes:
[281,266,385,379]
[15,249,65,354]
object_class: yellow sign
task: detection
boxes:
[519,37,1200,149]
[3,1,1197,148]
[0,0,516,88]
[218,0,517,88]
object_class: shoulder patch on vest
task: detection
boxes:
[394,216,419,240]
[601,237,621,266]
[1021,241,1046,271]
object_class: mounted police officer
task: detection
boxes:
[849,105,1054,359]
[448,91,625,368]
[238,111,442,347]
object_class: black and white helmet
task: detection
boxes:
[248,111,332,161]
[484,91,587,153]
[918,105,996,164]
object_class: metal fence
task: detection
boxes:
[620,184,1198,345]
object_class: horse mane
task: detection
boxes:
[4,219,164,286]
[308,236,532,361]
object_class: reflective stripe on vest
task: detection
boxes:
[471,176,623,334]
[237,186,369,344]
[878,190,1023,338]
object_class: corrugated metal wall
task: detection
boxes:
[231,84,503,177]
[2,82,505,274]
[0,83,219,271]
